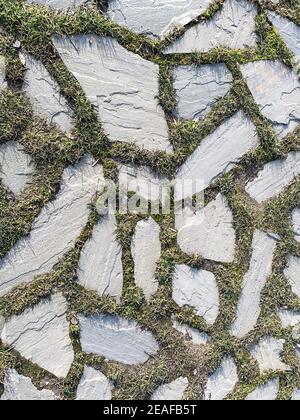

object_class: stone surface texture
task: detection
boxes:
[204,356,238,400]
[292,389,300,400]
[0,55,6,88]
[278,308,300,328]
[267,12,300,61]
[292,208,300,243]
[151,377,189,400]
[249,336,291,373]
[76,366,112,400]
[27,0,90,9]
[245,379,279,401]
[284,255,300,300]
[172,320,210,345]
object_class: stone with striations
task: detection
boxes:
[172,319,210,345]
[267,12,300,61]
[204,356,238,400]
[26,0,90,10]
[151,377,189,400]
[278,308,300,328]
[0,55,6,89]
[249,336,291,373]
[292,208,300,243]
[245,378,279,401]
[284,255,300,300]
[76,366,112,401]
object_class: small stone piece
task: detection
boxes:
[278,308,300,328]
[76,366,112,401]
[292,389,300,400]
[172,319,210,345]
[245,379,279,401]
[292,208,300,243]
[0,293,74,378]
[26,0,90,10]
[249,336,291,373]
[267,12,300,61]
[151,377,189,400]
[172,264,219,325]
[204,356,238,400]
[284,255,300,300]
[0,55,6,89]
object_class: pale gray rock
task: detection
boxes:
[204,356,238,400]
[292,389,300,400]
[175,193,236,263]
[267,12,300,61]
[245,379,279,401]
[164,0,257,54]
[151,377,189,400]
[284,255,300,300]
[292,208,300,243]
[278,308,300,328]
[172,319,210,345]
[0,293,74,378]
[231,230,277,338]
[0,155,105,297]
[175,111,259,201]
[27,0,90,10]
[172,264,219,325]
[0,141,35,195]
[79,314,159,364]
[1,369,57,401]
[76,366,112,401]
[249,336,291,373]
[77,213,123,302]
[173,64,233,121]
[240,60,300,138]
[0,55,6,89]
[52,35,172,153]
[23,54,73,132]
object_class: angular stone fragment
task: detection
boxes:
[292,389,300,400]
[0,155,104,297]
[79,314,159,365]
[278,308,300,328]
[23,54,73,132]
[0,369,57,401]
[292,208,300,243]
[176,193,236,263]
[284,255,300,300]
[108,0,212,38]
[245,379,279,401]
[240,61,300,138]
[164,0,257,54]
[27,0,90,10]
[249,336,291,373]
[204,356,238,400]
[172,319,210,345]
[151,377,189,400]
[0,55,6,89]
[267,12,300,61]
[231,230,277,338]
[173,64,233,121]
[0,141,35,195]
[77,213,123,302]
[76,366,112,401]
[52,35,171,152]
[172,264,219,325]
[0,293,74,378]
[175,111,259,200]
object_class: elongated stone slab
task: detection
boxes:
[172,264,219,325]
[79,314,159,365]
[76,366,112,401]
[27,0,90,9]
[175,111,259,200]
[231,230,277,338]
[164,0,257,54]
[292,208,300,243]
[245,379,279,401]
[52,35,172,153]
[204,356,238,400]
[267,12,300,61]
[0,293,74,378]
[278,308,300,328]
[0,155,104,297]
[151,377,189,400]
[284,255,300,300]
[0,55,6,89]
[172,319,210,345]
[249,336,290,373]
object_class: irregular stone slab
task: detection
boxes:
[52,35,172,153]
[151,377,189,400]
[108,0,212,38]
[292,208,300,243]
[292,389,300,400]
[284,255,300,299]
[176,193,236,263]
[131,218,161,301]
[0,155,104,297]
[172,319,210,345]
[0,141,35,195]
[175,111,259,201]
[77,213,123,302]
[1,369,57,401]
[231,230,277,338]
[23,54,73,133]
[173,64,233,121]
[164,0,257,54]
[0,293,74,378]
[245,378,279,401]
[79,314,159,365]
[267,12,300,61]
[278,308,300,328]
[0,55,6,89]
[246,152,300,204]
[76,366,112,401]
[240,61,300,138]
[249,336,291,373]
[204,356,238,400]
[172,264,219,325]
[27,0,90,10]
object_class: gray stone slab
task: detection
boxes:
[249,336,291,373]
[278,308,300,328]
[292,389,300,400]
[52,35,172,153]
[172,319,210,345]
[76,366,112,400]
[204,356,238,400]
[284,255,300,300]
[79,314,159,365]
[245,378,279,401]
[164,0,257,54]
[267,12,300,61]
[292,208,300,243]
[151,377,189,400]
[0,55,6,89]
[27,0,90,9]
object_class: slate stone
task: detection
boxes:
[284,255,300,300]
[76,366,112,401]
[172,319,210,345]
[27,0,90,9]
[245,379,279,401]
[0,293,74,378]
[278,308,300,328]
[292,208,300,243]
[0,55,6,89]
[292,389,300,400]
[249,336,291,373]
[204,356,238,400]
[267,12,300,61]
[52,35,172,153]
[151,377,189,400]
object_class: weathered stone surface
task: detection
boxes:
[292,208,300,243]
[176,193,236,263]
[76,366,112,401]
[249,336,291,373]
[172,264,219,325]
[27,0,90,9]
[151,377,189,400]
[1,369,57,400]
[0,55,6,89]
[240,61,300,138]
[204,356,238,400]
[131,218,161,301]
[175,111,259,200]
[79,314,159,365]
[23,54,73,132]
[0,155,104,297]
[246,152,300,204]
[0,141,35,195]
[108,0,212,38]
[284,255,300,299]
[245,379,279,401]
[0,293,74,378]
[278,308,300,328]
[172,319,210,345]
[52,35,172,152]
[267,12,300,61]
[231,230,277,338]
[77,213,123,302]
[164,0,257,54]
[292,389,300,400]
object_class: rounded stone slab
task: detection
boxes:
[78,314,159,365]
[204,356,238,401]
[76,366,112,400]
[248,336,291,373]
[150,377,189,400]
[26,0,91,10]
[245,378,279,401]
[292,208,300,243]
[0,55,6,89]
[52,34,172,153]
[172,319,210,345]
[164,0,257,54]
[284,254,300,300]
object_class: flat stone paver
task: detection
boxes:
[249,336,291,373]
[292,208,300,243]
[27,0,90,9]
[267,12,300,61]
[76,366,112,401]
[245,378,279,401]
[172,319,210,345]
[150,377,189,400]
[284,255,300,300]
[0,55,6,89]
[278,308,300,328]
[292,389,300,400]
[204,356,238,401]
